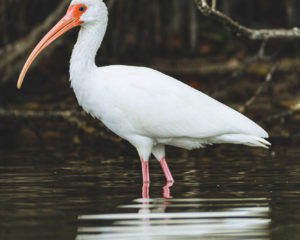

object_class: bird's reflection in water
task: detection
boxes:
[142,182,174,199]
[77,196,270,240]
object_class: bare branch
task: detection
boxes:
[211,0,216,10]
[231,40,270,80]
[268,98,300,121]
[268,107,299,121]
[239,63,277,113]
[0,1,69,85]
[107,0,117,10]
[0,108,121,142]
[194,0,300,40]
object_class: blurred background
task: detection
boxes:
[0,0,299,150]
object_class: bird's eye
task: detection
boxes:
[79,6,86,12]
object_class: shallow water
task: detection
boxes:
[0,142,300,240]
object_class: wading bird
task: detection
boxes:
[17,0,270,185]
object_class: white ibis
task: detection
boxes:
[17,0,270,185]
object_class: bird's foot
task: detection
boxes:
[163,182,174,199]
[166,178,175,183]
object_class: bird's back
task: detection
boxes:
[84,65,268,145]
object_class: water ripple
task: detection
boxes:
[77,198,270,240]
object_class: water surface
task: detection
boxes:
[0,142,300,239]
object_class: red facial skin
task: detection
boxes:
[68,4,87,25]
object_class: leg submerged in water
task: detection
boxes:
[140,158,150,183]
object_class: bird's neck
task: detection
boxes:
[70,21,107,88]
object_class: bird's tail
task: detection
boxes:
[214,134,271,149]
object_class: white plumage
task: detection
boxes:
[17,0,270,184]
[75,65,269,148]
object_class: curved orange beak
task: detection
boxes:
[17,5,84,89]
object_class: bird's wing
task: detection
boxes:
[98,65,268,139]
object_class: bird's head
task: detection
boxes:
[17,0,108,89]
[70,0,108,25]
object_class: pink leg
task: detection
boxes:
[140,158,150,183]
[142,183,150,199]
[163,182,174,199]
[160,157,174,183]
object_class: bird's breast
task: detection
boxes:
[72,79,138,140]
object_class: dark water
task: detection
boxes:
[1,141,300,240]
